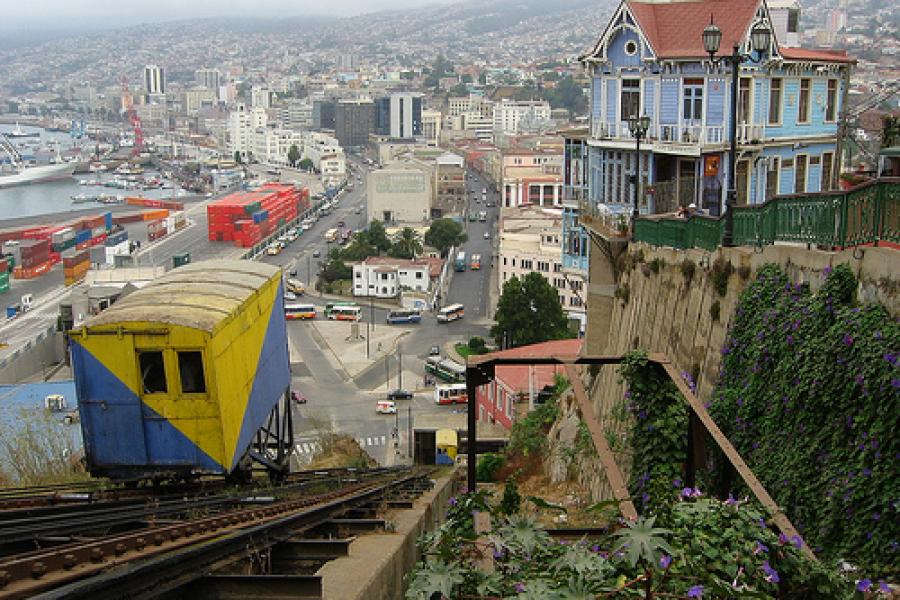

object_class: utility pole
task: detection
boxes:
[370,296,375,332]
[307,254,311,288]
[398,343,402,390]
[408,406,413,459]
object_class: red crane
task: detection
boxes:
[120,76,144,156]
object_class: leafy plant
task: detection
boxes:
[681,258,697,283]
[500,477,522,516]
[710,299,721,321]
[405,559,465,600]
[475,453,505,482]
[614,282,630,304]
[710,256,734,297]
[649,257,665,274]
[611,515,674,568]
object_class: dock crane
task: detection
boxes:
[120,76,144,157]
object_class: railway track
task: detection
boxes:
[0,467,432,599]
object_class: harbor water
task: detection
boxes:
[0,124,187,222]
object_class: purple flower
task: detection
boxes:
[681,487,694,498]
[591,544,601,553]
[725,493,738,507]
[753,540,768,555]
[791,535,803,549]
[786,334,794,345]
[778,533,789,544]
[843,333,854,346]
[762,561,780,583]
[687,585,704,598]
[673,478,683,488]
[659,554,672,569]
[823,266,833,276]
[879,581,891,593]
[448,496,457,506]
[493,548,504,559]
[857,579,872,592]
[514,582,525,593]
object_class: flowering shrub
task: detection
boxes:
[406,490,856,598]
[709,264,898,579]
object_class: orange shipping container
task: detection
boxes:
[13,259,54,279]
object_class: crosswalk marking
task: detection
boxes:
[294,434,389,456]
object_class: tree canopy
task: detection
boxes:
[424,219,467,257]
[287,144,301,168]
[388,227,423,259]
[490,272,573,348]
[298,158,314,172]
[366,220,392,253]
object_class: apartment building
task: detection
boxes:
[422,109,443,146]
[492,99,553,135]
[228,103,268,160]
[498,205,586,331]
[500,143,565,207]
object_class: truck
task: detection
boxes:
[325,228,339,243]
[454,251,467,272]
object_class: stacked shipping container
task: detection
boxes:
[207,184,310,248]
[63,249,91,286]
[0,255,9,293]
[12,239,52,279]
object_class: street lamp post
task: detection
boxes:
[627,114,651,241]
[703,17,771,247]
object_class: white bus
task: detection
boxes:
[285,303,316,320]
[328,305,362,321]
[435,383,468,405]
[436,303,465,323]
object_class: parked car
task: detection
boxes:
[284,291,297,301]
[312,249,321,258]
[429,346,441,356]
[291,390,307,404]
[387,389,413,400]
[483,231,490,239]
[337,220,345,227]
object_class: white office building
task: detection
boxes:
[144,65,166,95]
[493,100,553,135]
[228,103,268,159]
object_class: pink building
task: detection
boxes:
[475,339,583,430]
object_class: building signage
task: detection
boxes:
[375,173,426,194]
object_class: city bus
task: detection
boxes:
[454,251,466,272]
[284,303,316,320]
[435,383,468,405]
[424,356,466,383]
[386,309,422,324]
[329,305,362,321]
[324,301,358,318]
[470,254,481,270]
[436,303,465,323]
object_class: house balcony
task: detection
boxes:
[590,121,766,149]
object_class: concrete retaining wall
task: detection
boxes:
[318,469,459,600]
[0,328,65,384]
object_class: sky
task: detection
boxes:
[3,0,451,27]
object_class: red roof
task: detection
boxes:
[779,47,855,64]
[484,339,583,395]
[628,0,760,59]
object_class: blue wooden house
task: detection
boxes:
[573,0,854,215]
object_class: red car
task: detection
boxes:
[291,391,307,404]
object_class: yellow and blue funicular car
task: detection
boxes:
[70,260,294,481]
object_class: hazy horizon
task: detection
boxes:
[0,0,460,44]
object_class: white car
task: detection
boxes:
[483,231,490,240]
[284,291,297,301]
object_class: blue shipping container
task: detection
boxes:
[104,231,128,247]
[76,229,92,243]
[103,212,113,231]
[252,210,269,224]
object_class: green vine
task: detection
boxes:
[709,263,899,579]
[617,350,689,514]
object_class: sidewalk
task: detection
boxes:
[309,319,411,380]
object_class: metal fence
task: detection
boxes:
[634,178,899,250]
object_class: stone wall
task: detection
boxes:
[576,241,898,501]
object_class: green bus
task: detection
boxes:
[424,356,466,384]
[324,301,359,318]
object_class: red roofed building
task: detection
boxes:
[475,339,583,430]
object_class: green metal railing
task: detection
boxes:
[634,178,900,250]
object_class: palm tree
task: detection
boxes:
[390,227,423,259]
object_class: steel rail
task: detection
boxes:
[0,470,423,599]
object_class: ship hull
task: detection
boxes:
[0,162,76,188]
